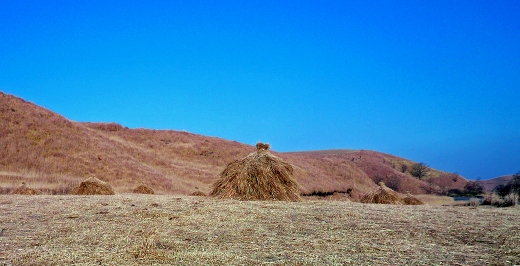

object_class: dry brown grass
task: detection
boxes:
[210,143,301,201]
[415,194,456,205]
[71,177,115,195]
[0,194,518,265]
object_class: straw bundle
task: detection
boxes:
[361,182,403,204]
[133,184,155,194]
[210,143,301,201]
[402,193,424,205]
[191,191,206,196]
[72,177,115,195]
[11,182,41,195]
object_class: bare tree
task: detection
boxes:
[410,163,429,180]
[400,164,408,173]
[464,181,484,196]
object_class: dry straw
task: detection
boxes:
[361,182,404,205]
[402,192,424,205]
[11,182,41,195]
[133,184,155,194]
[72,177,115,195]
[210,142,301,201]
[191,191,206,196]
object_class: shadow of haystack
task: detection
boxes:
[210,142,301,201]
[402,193,424,205]
[133,184,154,194]
[361,182,403,204]
[72,177,115,195]
[11,182,41,195]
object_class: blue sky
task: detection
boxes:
[1,1,519,180]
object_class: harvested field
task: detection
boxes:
[0,194,519,265]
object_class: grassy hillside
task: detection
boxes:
[1,92,468,199]
[478,175,514,192]
[286,150,467,195]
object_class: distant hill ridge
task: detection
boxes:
[477,175,514,192]
[0,92,469,199]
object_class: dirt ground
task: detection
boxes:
[0,194,519,265]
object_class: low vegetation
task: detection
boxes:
[0,194,518,265]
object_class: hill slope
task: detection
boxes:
[478,175,514,192]
[0,92,468,199]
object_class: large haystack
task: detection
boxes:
[133,184,154,194]
[210,143,301,201]
[11,182,41,195]
[402,193,424,205]
[361,182,403,204]
[72,177,115,195]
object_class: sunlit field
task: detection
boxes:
[1,194,518,265]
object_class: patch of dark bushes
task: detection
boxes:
[445,181,484,197]
[303,188,352,197]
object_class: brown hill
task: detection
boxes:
[0,92,468,199]
[285,150,467,195]
[478,175,514,192]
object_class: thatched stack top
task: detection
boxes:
[72,177,115,195]
[210,142,301,201]
[256,142,270,152]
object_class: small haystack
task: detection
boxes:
[133,184,155,194]
[361,182,403,204]
[402,193,424,205]
[72,177,115,195]
[210,142,301,201]
[11,182,41,195]
[191,191,206,196]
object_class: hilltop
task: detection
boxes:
[0,92,468,199]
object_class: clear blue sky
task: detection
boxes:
[1,1,519,180]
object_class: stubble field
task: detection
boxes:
[0,194,519,265]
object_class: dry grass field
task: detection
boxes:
[1,195,519,265]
